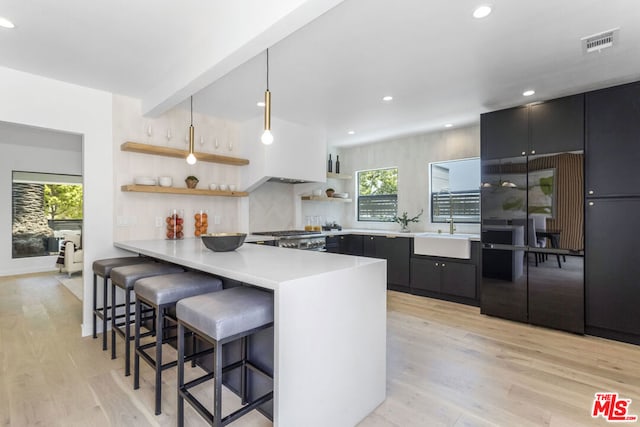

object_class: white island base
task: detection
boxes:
[115,238,387,427]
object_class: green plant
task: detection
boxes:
[186,175,199,181]
[392,209,423,230]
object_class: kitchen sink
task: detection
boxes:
[413,233,472,259]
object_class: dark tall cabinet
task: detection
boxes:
[585,81,640,344]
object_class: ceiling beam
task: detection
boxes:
[141,0,344,117]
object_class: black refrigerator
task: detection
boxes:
[479,97,585,334]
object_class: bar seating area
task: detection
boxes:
[90,256,275,424]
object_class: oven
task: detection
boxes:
[252,230,326,251]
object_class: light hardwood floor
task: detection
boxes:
[1,272,639,426]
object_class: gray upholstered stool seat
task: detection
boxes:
[92,257,152,350]
[133,272,223,415]
[110,262,184,376]
[176,286,274,427]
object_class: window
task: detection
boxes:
[357,168,398,221]
[12,171,83,258]
[430,158,480,224]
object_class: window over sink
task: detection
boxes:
[430,158,480,224]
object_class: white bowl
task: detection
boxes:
[219,184,229,191]
[229,185,237,192]
[209,183,218,191]
[158,176,172,187]
[332,192,349,198]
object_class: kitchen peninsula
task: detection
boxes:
[114,238,387,427]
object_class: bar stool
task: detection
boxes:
[133,271,223,415]
[176,286,274,427]
[92,257,153,350]
[110,262,184,376]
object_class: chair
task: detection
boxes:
[133,271,223,415]
[59,233,83,276]
[530,214,547,249]
[512,218,543,266]
[176,286,274,427]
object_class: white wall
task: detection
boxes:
[113,95,244,240]
[0,66,114,336]
[337,125,481,233]
[0,141,82,274]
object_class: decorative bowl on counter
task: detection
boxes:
[201,233,246,252]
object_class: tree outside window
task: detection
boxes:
[357,168,398,221]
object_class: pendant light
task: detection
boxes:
[261,49,274,145]
[186,96,197,165]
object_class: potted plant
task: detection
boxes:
[326,188,335,197]
[185,175,199,189]
[393,209,423,232]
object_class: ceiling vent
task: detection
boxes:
[581,28,619,54]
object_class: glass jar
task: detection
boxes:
[312,215,322,232]
[304,216,313,232]
[193,209,209,237]
[166,209,184,240]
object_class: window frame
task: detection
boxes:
[429,158,481,224]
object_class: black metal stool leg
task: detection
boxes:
[102,275,109,350]
[134,298,142,390]
[154,306,164,415]
[125,289,132,376]
[92,273,98,339]
[111,282,117,360]
[214,341,223,427]
[177,323,185,427]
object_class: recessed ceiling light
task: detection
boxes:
[256,101,265,107]
[347,130,355,135]
[523,89,536,97]
[473,5,492,19]
[0,16,15,29]
[382,95,393,102]
[444,123,453,128]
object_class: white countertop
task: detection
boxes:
[114,238,383,291]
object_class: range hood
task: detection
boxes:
[239,116,327,191]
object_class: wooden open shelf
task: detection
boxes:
[121,185,248,197]
[301,195,352,203]
[121,141,249,166]
[327,172,352,180]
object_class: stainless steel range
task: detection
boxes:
[252,230,326,251]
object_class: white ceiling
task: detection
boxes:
[1,0,639,148]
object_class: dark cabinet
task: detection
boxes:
[481,94,584,160]
[411,258,476,299]
[325,235,339,253]
[481,106,528,159]
[586,81,640,197]
[362,235,411,289]
[585,198,640,340]
[330,234,363,256]
[530,94,584,154]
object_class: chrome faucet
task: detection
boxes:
[437,188,456,234]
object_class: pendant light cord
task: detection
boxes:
[266,49,270,91]
[190,96,193,125]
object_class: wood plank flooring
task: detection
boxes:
[1,272,639,426]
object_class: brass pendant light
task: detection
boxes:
[261,49,274,145]
[186,96,197,164]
